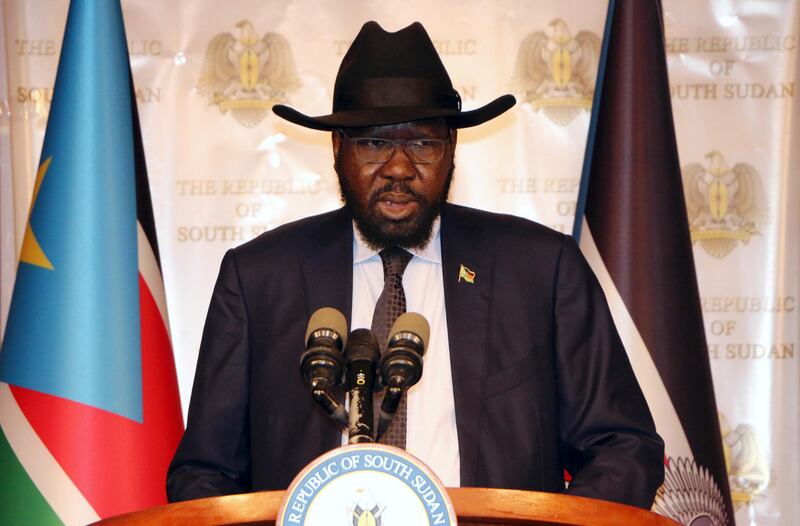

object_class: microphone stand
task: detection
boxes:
[375,378,404,442]
[310,379,348,428]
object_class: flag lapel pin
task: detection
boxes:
[458,264,476,284]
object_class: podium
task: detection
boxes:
[95,488,679,525]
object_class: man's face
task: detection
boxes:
[333,118,456,250]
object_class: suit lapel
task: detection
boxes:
[301,208,353,324]
[300,208,353,453]
[440,204,495,486]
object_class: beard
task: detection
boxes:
[336,164,454,251]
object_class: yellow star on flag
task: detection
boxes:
[20,156,55,270]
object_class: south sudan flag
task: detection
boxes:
[0,1,183,523]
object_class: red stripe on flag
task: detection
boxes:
[11,273,183,518]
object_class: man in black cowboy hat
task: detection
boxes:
[168,22,663,508]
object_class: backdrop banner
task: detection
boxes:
[1,1,797,524]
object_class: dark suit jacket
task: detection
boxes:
[167,204,664,508]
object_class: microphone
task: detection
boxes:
[376,312,430,441]
[300,307,348,427]
[344,329,381,444]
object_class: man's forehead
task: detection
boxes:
[342,118,451,138]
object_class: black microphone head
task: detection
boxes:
[345,328,381,364]
[305,307,348,349]
[379,313,429,389]
[387,312,429,355]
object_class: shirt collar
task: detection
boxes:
[353,217,442,265]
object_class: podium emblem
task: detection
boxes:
[277,444,457,525]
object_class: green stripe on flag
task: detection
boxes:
[0,426,63,525]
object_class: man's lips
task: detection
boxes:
[373,192,420,219]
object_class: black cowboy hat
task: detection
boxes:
[272,21,515,130]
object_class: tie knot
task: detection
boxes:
[379,247,413,278]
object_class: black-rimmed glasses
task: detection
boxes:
[340,131,451,164]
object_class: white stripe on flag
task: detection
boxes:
[137,221,171,336]
[0,382,100,525]
[578,219,693,460]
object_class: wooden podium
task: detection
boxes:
[96,488,679,525]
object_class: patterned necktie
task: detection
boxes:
[371,246,413,448]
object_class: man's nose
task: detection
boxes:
[379,145,417,180]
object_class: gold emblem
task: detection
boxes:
[719,412,770,510]
[198,21,301,127]
[683,151,768,258]
[512,19,600,126]
[348,489,384,526]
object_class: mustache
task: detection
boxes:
[368,182,425,204]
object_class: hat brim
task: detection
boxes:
[272,94,516,131]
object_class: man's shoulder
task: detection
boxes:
[442,203,567,248]
[231,207,348,260]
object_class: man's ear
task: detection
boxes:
[332,130,342,159]
[450,128,458,157]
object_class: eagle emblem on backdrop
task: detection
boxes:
[719,412,770,511]
[511,19,600,126]
[198,21,301,127]
[682,151,768,258]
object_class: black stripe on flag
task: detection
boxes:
[576,0,734,523]
[129,71,161,268]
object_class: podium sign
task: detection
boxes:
[277,444,457,525]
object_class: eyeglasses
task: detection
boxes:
[340,131,451,164]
